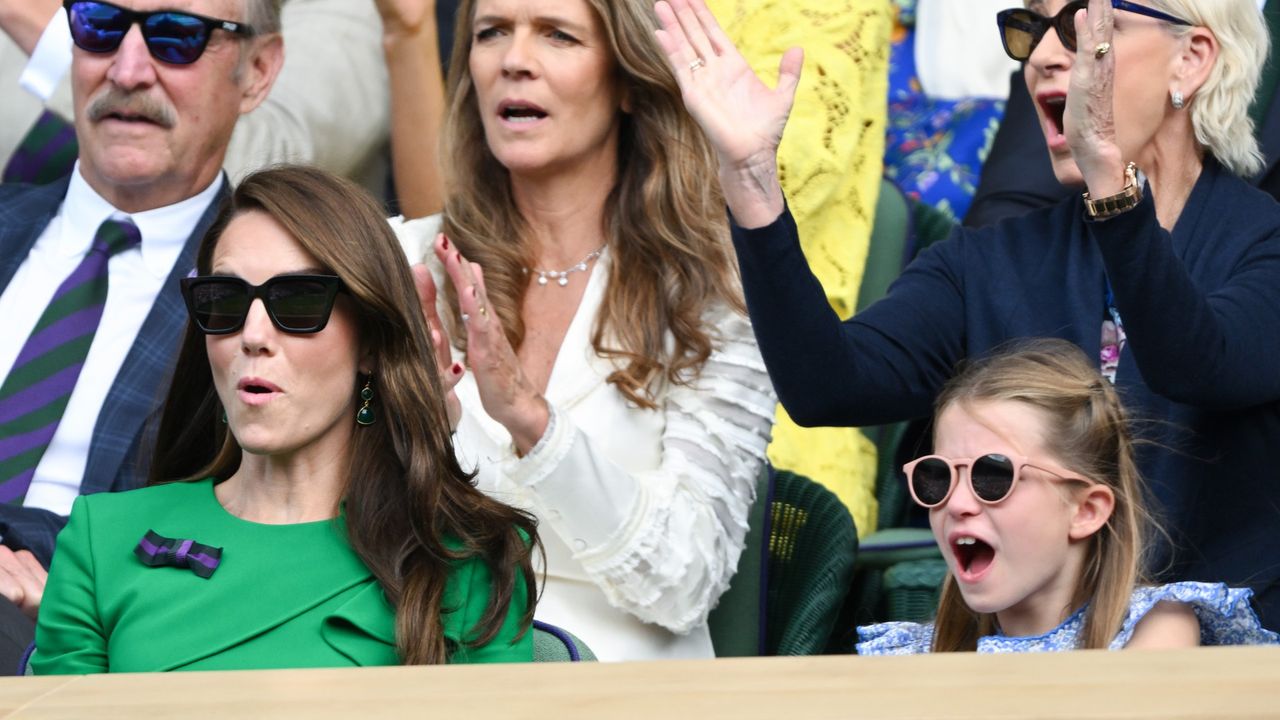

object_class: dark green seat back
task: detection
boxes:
[857,177,912,313]
[710,468,858,656]
[709,465,772,657]
[766,470,859,655]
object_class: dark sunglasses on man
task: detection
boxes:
[180,275,346,335]
[996,0,1192,62]
[63,0,256,65]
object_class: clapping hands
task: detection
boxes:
[413,263,464,430]
[413,236,550,454]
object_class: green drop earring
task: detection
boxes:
[356,376,375,426]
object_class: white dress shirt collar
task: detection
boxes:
[57,162,223,278]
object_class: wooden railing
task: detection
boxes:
[1,646,1276,719]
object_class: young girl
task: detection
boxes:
[857,339,1278,654]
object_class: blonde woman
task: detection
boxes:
[659,0,1280,629]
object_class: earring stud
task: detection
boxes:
[1171,89,1185,110]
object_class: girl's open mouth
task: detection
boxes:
[952,536,995,580]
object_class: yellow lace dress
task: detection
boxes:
[708,0,892,536]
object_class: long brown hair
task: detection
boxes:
[928,339,1154,651]
[150,165,539,664]
[439,0,743,407]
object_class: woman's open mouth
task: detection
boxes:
[497,100,549,128]
[1037,92,1068,150]
[237,377,282,406]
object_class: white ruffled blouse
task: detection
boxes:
[392,216,776,661]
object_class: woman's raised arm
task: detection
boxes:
[376,0,447,218]
[653,0,802,228]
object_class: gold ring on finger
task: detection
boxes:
[1094,42,1111,59]
[688,57,705,72]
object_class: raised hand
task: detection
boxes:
[372,0,438,38]
[0,0,60,55]
[654,0,803,227]
[434,236,550,454]
[412,259,464,430]
[1065,0,1126,196]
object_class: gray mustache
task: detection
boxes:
[86,88,176,128]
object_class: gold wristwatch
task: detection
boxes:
[1083,162,1142,219]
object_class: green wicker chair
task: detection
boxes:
[708,465,771,657]
[532,620,596,662]
[765,470,860,655]
[710,467,858,656]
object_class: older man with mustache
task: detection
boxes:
[0,0,284,669]
[0,0,393,194]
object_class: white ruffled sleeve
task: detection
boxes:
[387,214,442,267]
[503,306,776,633]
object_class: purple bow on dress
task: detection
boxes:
[134,530,222,579]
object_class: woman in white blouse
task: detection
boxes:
[382,0,775,661]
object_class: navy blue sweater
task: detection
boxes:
[732,158,1280,629]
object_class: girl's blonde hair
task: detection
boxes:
[928,339,1154,651]
[440,0,744,407]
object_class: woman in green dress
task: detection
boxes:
[32,165,539,673]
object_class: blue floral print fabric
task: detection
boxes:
[857,582,1280,655]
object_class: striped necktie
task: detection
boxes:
[2,110,78,186]
[0,218,142,504]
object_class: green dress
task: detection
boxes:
[32,479,531,673]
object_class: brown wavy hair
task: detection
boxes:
[439,0,743,407]
[149,165,539,664]
[927,339,1155,651]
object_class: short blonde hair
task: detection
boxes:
[1150,0,1269,176]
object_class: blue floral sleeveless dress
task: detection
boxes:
[857,582,1279,655]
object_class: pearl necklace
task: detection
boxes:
[525,245,605,287]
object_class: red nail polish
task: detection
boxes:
[452,362,463,375]
[441,236,450,250]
